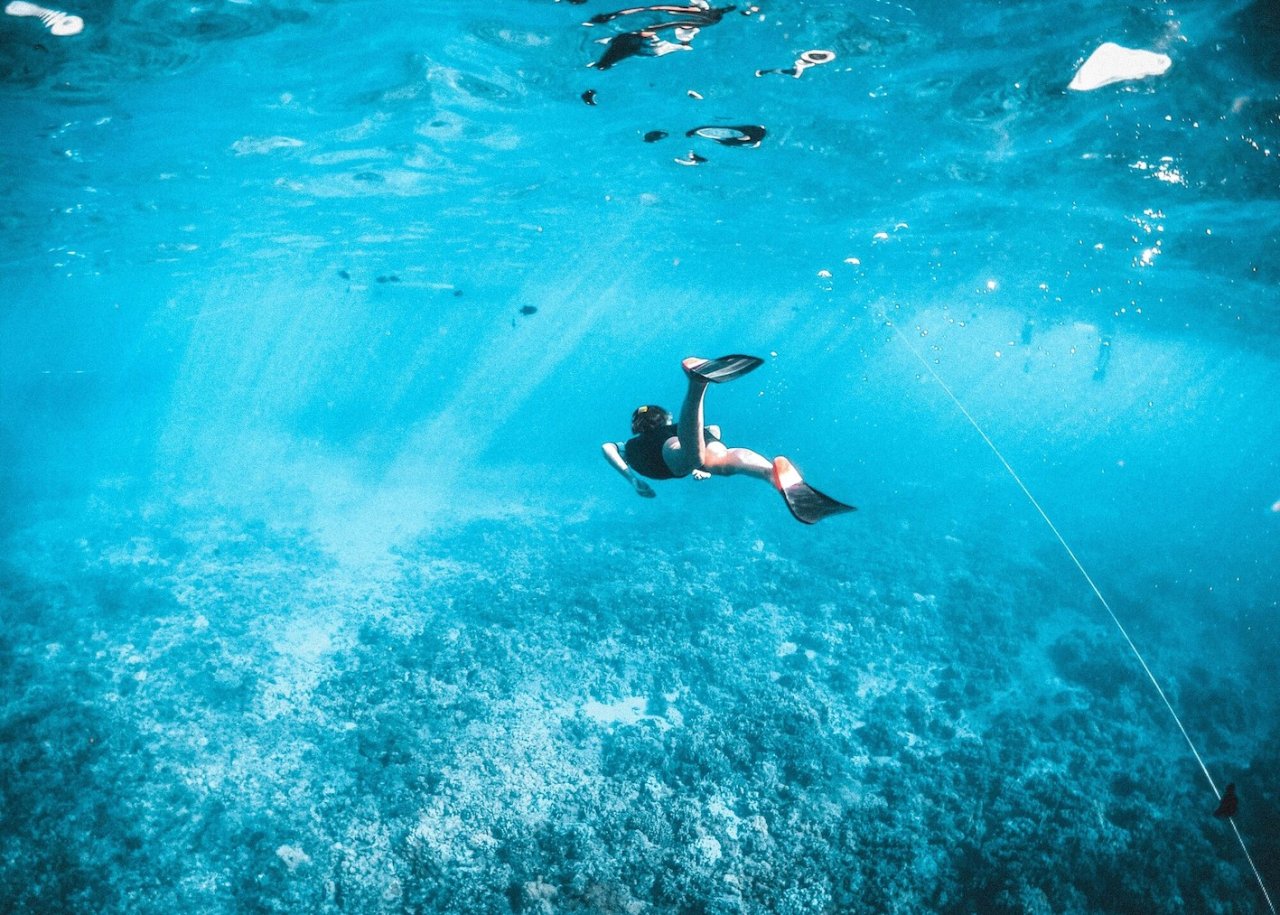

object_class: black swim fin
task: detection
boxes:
[687,354,764,384]
[773,457,856,524]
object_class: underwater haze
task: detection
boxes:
[2,0,1279,912]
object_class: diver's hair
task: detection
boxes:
[631,404,671,434]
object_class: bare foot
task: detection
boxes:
[771,456,800,492]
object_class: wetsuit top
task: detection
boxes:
[623,424,721,481]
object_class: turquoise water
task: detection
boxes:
[2,0,1278,912]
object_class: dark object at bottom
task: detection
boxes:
[1214,783,1238,819]
[773,457,856,524]
[687,354,764,383]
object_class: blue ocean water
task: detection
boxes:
[2,0,1278,911]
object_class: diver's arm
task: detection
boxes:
[602,442,656,498]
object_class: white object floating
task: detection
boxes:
[1069,42,1171,91]
[4,0,83,35]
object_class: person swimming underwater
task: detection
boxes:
[601,355,855,524]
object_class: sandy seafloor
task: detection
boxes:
[3,0,1280,911]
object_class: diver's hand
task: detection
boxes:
[691,469,711,481]
[634,479,656,499]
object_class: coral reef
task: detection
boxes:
[0,501,1273,913]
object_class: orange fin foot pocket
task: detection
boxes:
[772,457,856,524]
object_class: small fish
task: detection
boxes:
[1213,783,1238,819]
[338,269,350,280]
[519,305,538,316]
[581,88,598,105]
[376,275,401,284]
[644,130,668,142]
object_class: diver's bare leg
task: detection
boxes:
[663,358,710,476]
[665,357,781,486]
[704,444,776,483]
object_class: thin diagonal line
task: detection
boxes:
[887,317,1275,915]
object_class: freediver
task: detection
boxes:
[601,355,855,523]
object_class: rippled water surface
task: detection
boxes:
[2,1,1278,912]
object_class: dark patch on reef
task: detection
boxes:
[1048,630,1130,699]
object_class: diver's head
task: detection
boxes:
[631,404,671,434]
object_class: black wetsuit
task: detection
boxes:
[624,424,721,480]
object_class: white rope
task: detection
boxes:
[886,317,1276,915]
